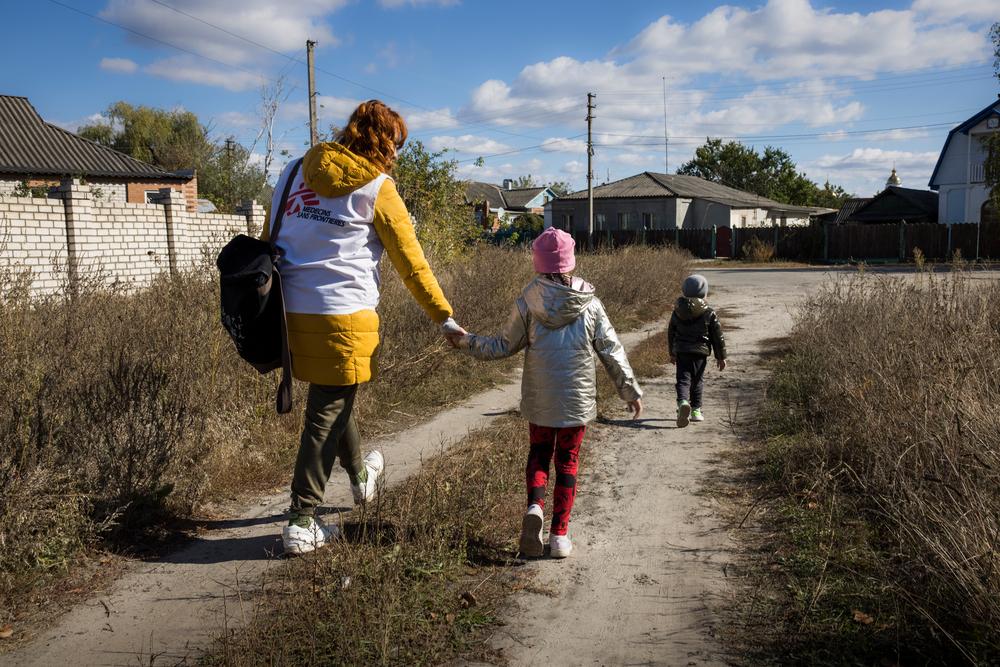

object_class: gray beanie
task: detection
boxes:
[682,274,708,298]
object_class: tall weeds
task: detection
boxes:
[753,268,1000,664]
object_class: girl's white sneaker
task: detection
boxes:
[351,450,384,505]
[519,504,544,557]
[282,516,339,555]
[549,534,573,558]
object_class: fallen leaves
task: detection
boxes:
[852,609,875,625]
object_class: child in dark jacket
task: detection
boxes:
[667,274,727,428]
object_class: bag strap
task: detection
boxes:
[269,158,303,246]
[271,157,303,415]
[274,269,294,414]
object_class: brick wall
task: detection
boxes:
[0,194,69,292]
[0,178,264,294]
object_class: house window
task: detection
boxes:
[617,212,628,230]
[595,213,606,230]
[740,215,747,226]
[642,212,652,230]
[144,189,162,203]
[563,214,573,230]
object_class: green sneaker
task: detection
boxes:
[690,408,704,422]
[677,400,691,428]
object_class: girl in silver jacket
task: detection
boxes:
[451,227,642,559]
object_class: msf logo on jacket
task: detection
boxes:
[285,181,320,216]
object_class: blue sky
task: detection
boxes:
[2,0,997,196]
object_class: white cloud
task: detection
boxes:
[215,110,257,129]
[100,57,138,74]
[541,137,588,154]
[458,0,987,134]
[562,160,586,176]
[808,147,940,195]
[620,0,986,81]
[145,56,266,92]
[913,0,997,24]
[100,0,346,90]
[427,134,512,154]
[51,112,108,133]
[378,0,459,7]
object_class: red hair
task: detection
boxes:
[336,100,407,172]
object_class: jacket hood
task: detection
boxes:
[302,142,383,198]
[675,297,709,321]
[524,276,594,329]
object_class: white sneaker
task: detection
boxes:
[282,516,339,555]
[690,408,705,422]
[677,400,691,428]
[351,450,384,505]
[519,504,544,557]
[549,534,573,558]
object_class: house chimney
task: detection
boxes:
[502,178,513,190]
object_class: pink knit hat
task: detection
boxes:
[532,227,576,274]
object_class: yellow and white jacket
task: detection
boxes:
[264,143,452,386]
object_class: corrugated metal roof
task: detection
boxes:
[0,95,185,180]
[501,186,547,209]
[557,171,818,212]
[464,181,505,209]
[835,198,872,224]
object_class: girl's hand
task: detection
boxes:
[628,399,643,420]
[717,358,727,371]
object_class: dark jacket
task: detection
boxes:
[667,297,726,359]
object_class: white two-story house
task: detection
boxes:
[929,96,999,224]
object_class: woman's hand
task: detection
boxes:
[628,399,643,420]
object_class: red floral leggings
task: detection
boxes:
[526,423,586,536]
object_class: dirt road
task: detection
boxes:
[488,267,842,666]
[9,267,859,666]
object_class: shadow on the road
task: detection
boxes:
[599,417,672,430]
[157,533,284,564]
[185,506,352,532]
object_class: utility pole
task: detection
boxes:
[587,92,596,248]
[307,39,318,147]
[662,76,669,173]
[224,137,234,208]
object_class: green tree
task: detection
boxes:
[392,141,478,258]
[78,102,270,212]
[79,102,213,172]
[547,180,571,197]
[984,22,1000,212]
[677,138,852,207]
[511,174,538,188]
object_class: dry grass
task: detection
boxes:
[0,243,689,634]
[731,267,1000,665]
[208,416,528,666]
[741,237,777,263]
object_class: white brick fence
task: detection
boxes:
[0,179,266,293]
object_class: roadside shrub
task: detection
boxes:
[741,236,776,263]
[752,269,1000,663]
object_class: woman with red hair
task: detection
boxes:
[265,100,464,554]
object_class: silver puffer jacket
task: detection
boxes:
[461,276,642,428]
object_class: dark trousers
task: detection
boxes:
[676,354,708,409]
[290,384,363,515]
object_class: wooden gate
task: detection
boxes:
[715,226,732,258]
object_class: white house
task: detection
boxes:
[929,96,999,224]
[542,172,826,233]
[464,180,557,228]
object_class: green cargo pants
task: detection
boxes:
[290,384,364,515]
